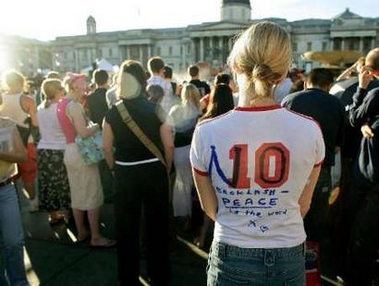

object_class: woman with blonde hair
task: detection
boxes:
[37,78,71,224]
[0,69,39,212]
[57,73,115,248]
[168,83,202,229]
[190,21,325,285]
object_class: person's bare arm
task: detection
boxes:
[68,102,99,138]
[160,123,174,174]
[21,95,38,127]
[298,165,322,218]
[102,121,114,170]
[0,128,27,163]
[193,171,218,221]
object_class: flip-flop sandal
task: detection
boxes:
[90,239,116,249]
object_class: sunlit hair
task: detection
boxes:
[147,56,165,74]
[117,60,147,99]
[41,78,63,109]
[1,69,26,92]
[227,21,292,104]
[181,83,201,110]
[365,48,379,72]
[46,71,61,80]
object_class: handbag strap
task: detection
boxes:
[115,101,166,167]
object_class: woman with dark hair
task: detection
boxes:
[202,83,235,120]
[103,60,174,285]
[200,72,237,113]
[195,78,235,248]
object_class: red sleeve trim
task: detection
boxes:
[314,160,324,167]
[193,167,208,176]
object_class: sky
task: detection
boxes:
[0,0,377,41]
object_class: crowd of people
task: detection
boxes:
[0,20,378,286]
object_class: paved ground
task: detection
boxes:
[19,187,208,286]
[18,182,378,286]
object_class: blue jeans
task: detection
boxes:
[207,241,305,286]
[0,183,29,286]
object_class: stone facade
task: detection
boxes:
[1,2,378,78]
[49,7,379,75]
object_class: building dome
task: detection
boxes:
[221,0,251,22]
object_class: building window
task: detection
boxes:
[307,42,312,51]
[322,42,327,51]
[363,37,371,52]
[157,47,161,55]
[345,37,359,50]
[109,48,113,57]
[333,38,342,50]
[169,46,173,55]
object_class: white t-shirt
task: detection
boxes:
[37,103,66,150]
[274,78,293,104]
[190,105,325,248]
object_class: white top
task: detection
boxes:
[190,105,325,248]
[147,75,176,114]
[0,93,29,128]
[274,78,293,104]
[37,103,66,150]
[0,117,17,182]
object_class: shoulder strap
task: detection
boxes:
[115,101,166,167]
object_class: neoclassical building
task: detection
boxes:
[2,0,379,77]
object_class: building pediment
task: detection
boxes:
[189,21,248,31]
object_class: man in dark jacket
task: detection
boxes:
[87,69,109,127]
[347,47,379,286]
[188,64,210,97]
[282,68,346,279]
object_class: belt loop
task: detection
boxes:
[217,241,226,259]
[223,243,227,259]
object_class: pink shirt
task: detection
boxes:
[57,98,77,143]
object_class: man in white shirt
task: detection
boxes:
[147,57,178,114]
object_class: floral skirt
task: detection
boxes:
[37,149,71,211]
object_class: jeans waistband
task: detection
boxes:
[211,241,305,260]
[0,178,13,188]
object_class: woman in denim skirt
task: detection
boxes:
[190,21,325,286]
